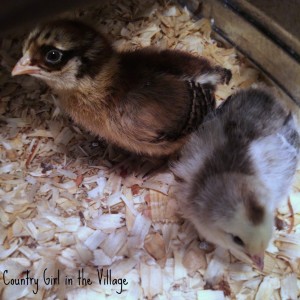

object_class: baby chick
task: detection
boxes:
[172,88,299,270]
[12,19,231,157]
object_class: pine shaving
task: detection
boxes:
[0,0,299,299]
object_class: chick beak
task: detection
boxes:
[251,254,264,271]
[12,51,40,76]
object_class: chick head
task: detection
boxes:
[12,19,112,89]
[189,173,273,270]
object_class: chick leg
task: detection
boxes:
[194,66,232,87]
[158,49,232,86]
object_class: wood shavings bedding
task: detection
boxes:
[0,0,299,299]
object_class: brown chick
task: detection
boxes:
[12,19,231,157]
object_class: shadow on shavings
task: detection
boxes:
[0,0,299,299]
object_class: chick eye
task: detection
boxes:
[232,235,245,247]
[45,49,63,64]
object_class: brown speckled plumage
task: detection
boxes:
[12,19,232,157]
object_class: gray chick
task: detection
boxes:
[172,88,299,270]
